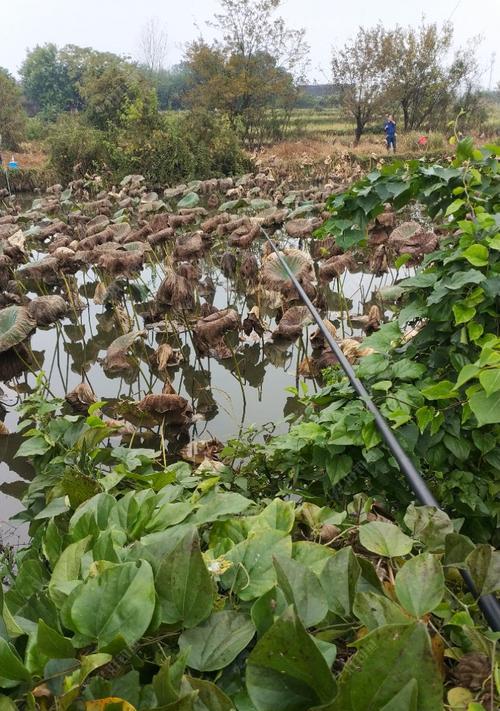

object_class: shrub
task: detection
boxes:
[109,110,250,187]
[110,123,196,186]
[25,115,51,141]
[46,113,109,182]
[180,110,250,178]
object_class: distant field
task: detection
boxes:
[287,103,500,141]
[287,107,355,135]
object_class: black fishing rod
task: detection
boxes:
[261,227,500,632]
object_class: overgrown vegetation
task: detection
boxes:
[0,139,498,710]
[230,140,500,544]
[0,383,497,710]
[45,110,249,185]
[0,68,27,150]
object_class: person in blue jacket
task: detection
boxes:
[384,115,396,152]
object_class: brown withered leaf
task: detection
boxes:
[310,319,337,351]
[273,306,311,340]
[228,223,260,249]
[261,248,313,293]
[103,330,146,373]
[98,249,144,276]
[173,232,205,260]
[340,338,376,363]
[27,295,67,327]
[180,438,223,464]
[194,308,240,349]
[201,213,230,233]
[66,382,97,413]
[150,343,182,372]
[242,306,265,337]
[285,217,321,239]
[137,393,192,425]
[369,245,389,275]
[157,268,194,310]
[319,254,356,281]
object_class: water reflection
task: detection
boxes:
[0,236,410,527]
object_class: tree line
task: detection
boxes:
[0,0,494,155]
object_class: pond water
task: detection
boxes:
[0,185,411,538]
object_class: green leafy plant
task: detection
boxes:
[2,418,499,709]
[239,140,500,541]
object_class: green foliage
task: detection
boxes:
[0,68,27,150]
[80,55,158,131]
[25,115,51,141]
[148,63,191,110]
[181,110,250,177]
[20,43,156,127]
[184,1,309,146]
[20,43,80,117]
[45,113,109,183]
[2,405,498,708]
[45,107,247,186]
[234,141,500,541]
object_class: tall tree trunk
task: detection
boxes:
[402,99,410,131]
[354,114,363,145]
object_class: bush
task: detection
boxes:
[110,123,196,186]
[109,110,250,187]
[46,113,109,182]
[46,108,249,186]
[181,110,250,178]
[25,115,51,141]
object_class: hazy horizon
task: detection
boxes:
[2,0,499,87]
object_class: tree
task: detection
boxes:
[0,68,27,149]
[384,22,482,131]
[20,43,79,117]
[186,42,296,144]
[139,18,168,74]
[210,0,309,80]
[331,26,390,144]
[185,0,309,145]
[78,55,158,131]
[153,63,191,110]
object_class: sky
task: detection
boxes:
[1,0,499,87]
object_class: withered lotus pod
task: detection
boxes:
[240,254,259,281]
[220,252,237,277]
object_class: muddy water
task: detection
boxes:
[0,256,406,540]
[0,192,412,533]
